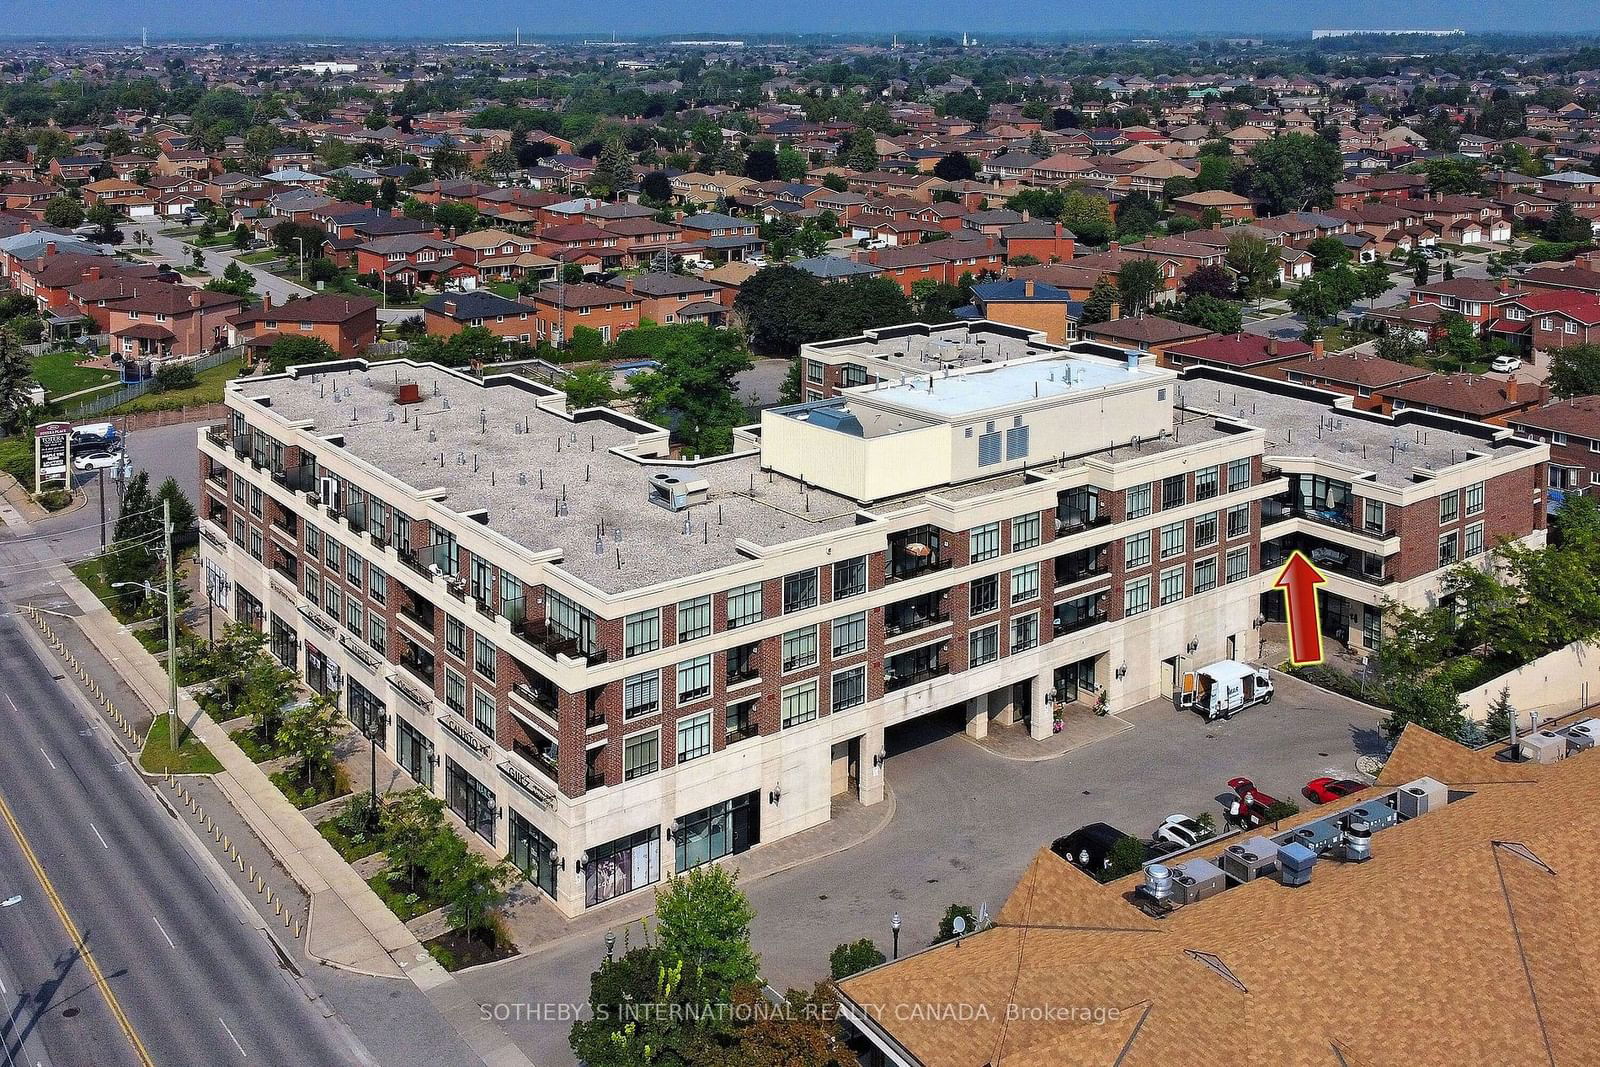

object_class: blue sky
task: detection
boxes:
[6,1,1599,38]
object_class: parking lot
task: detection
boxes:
[460,672,1387,1066]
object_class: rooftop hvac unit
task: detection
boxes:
[1140,864,1174,905]
[647,472,710,512]
[1172,857,1227,904]
[1285,819,1341,856]
[1343,819,1373,863]
[1220,835,1280,884]
[1344,799,1397,833]
[1395,776,1447,820]
[1520,730,1568,765]
[1277,842,1317,887]
[1565,717,1600,751]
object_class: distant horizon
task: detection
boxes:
[6,2,1600,41]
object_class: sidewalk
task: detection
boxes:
[0,494,535,1067]
[967,709,1134,762]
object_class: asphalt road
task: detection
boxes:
[0,608,375,1067]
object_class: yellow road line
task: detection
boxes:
[0,787,156,1067]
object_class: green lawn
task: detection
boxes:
[0,435,31,486]
[140,714,224,775]
[31,350,117,398]
[69,557,146,624]
[110,356,244,414]
[489,282,521,298]
[237,250,281,264]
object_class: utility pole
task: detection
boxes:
[164,498,178,752]
[97,468,106,547]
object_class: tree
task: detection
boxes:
[932,903,979,944]
[231,223,251,250]
[155,476,196,548]
[1104,836,1148,881]
[264,335,337,374]
[1306,236,1352,274]
[1180,294,1243,334]
[1359,260,1392,308]
[1412,253,1431,288]
[1549,343,1600,398]
[1485,685,1516,741]
[434,201,477,234]
[911,279,970,322]
[829,939,886,979]
[428,138,468,179]
[654,866,761,1008]
[1060,190,1113,246]
[271,220,325,259]
[1180,263,1235,302]
[1080,277,1120,325]
[1435,311,1480,372]
[932,151,975,181]
[237,651,299,746]
[86,204,119,240]
[1422,158,1484,195]
[276,694,341,791]
[381,789,447,893]
[827,276,913,338]
[1546,201,1594,244]
[736,264,831,353]
[593,139,634,199]
[1227,233,1279,305]
[743,143,779,182]
[564,366,617,410]
[570,943,693,1067]
[1375,331,1428,365]
[1115,192,1160,239]
[622,324,754,456]
[640,170,673,203]
[0,330,33,435]
[1246,133,1343,215]
[43,196,84,228]
[843,128,878,172]
[442,852,517,945]
[776,145,807,181]
[1117,258,1163,315]
[201,622,269,710]
[1287,271,1346,334]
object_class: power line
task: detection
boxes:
[0,504,167,547]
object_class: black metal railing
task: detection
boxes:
[521,619,607,665]
[399,599,436,631]
[884,605,950,637]
[885,555,955,584]
[885,659,949,692]
[399,653,435,685]
[1055,510,1113,535]
[512,741,559,783]
[1054,609,1109,636]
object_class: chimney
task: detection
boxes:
[443,299,456,315]
[1506,377,1519,404]
[189,289,203,308]
[262,292,273,311]
[1312,337,1325,359]
[1498,277,1510,294]
[396,381,422,405]
[1109,300,1121,320]
[1020,209,1030,222]
[1109,241,1121,253]
[1267,336,1279,356]
[1024,279,1035,297]
[45,241,56,256]
[1212,221,1222,231]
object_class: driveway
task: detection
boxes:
[459,673,1385,1066]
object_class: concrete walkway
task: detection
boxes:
[968,708,1134,762]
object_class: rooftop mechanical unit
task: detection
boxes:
[1172,857,1227,904]
[1521,730,1568,765]
[1565,718,1600,752]
[1395,776,1447,820]
[1344,798,1397,832]
[648,472,711,512]
[1220,835,1280,884]
[1285,819,1341,856]
[1277,841,1317,887]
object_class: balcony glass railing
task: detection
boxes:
[885,658,949,692]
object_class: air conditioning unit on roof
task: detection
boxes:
[1521,730,1568,765]
[1565,718,1600,752]
[1172,857,1226,904]
[1396,776,1446,819]
[1220,835,1280,884]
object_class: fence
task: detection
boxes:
[26,334,109,357]
[366,340,410,358]
[1458,641,1600,725]
[62,345,244,420]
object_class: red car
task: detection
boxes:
[1225,777,1280,826]
[1302,777,1368,804]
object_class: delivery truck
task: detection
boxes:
[1176,660,1274,721]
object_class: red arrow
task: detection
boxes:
[1273,550,1328,667]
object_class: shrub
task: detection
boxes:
[933,903,979,944]
[1103,835,1148,882]
[1261,800,1300,823]
[151,362,197,393]
[829,938,886,979]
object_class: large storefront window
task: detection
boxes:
[269,614,297,667]
[674,792,760,873]
[396,717,434,789]
[509,811,558,900]
[348,679,385,747]
[585,827,661,907]
[446,758,496,844]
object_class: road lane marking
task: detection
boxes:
[0,786,155,1067]
[36,749,55,771]
[152,916,175,949]
[89,823,108,850]
[219,1015,247,1057]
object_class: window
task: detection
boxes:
[345,599,363,635]
[1162,474,1186,510]
[584,827,661,907]
[969,625,999,667]
[249,528,263,561]
[1465,482,1484,517]
[624,671,660,719]
[623,731,660,780]
[1159,566,1185,605]
[1227,458,1250,492]
[832,666,867,712]
[677,656,712,704]
[1439,531,1459,568]
[445,617,465,658]
[1226,547,1250,584]
[370,568,387,606]
[1010,563,1040,604]
[806,360,824,383]
[1193,512,1219,549]
[1126,483,1153,519]
[971,522,1001,563]
[1011,513,1041,551]
[1124,576,1151,616]
[368,616,387,657]
[1010,612,1039,653]
[832,556,867,599]
[727,582,763,629]
[781,681,819,728]
[1465,522,1485,557]
[782,570,817,614]
[323,586,340,619]
[473,690,496,739]
[1160,521,1186,560]
[1364,498,1387,535]
[1125,531,1151,570]
[624,609,661,657]
[1194,557,1218,593]
[676,596,712,643]
[969,573,999,616]
[305,570,320,604]
[1439,491,1459,525]
[444,668,466,715]
[1227,504,1250,539]
[781,625,818,672]
[473,634,496,681]
[676,712,712,763]
[324,536,339,567]
[249,485,263,518]
[1195,467,1219,501]
[832,612,867,656]
[305,527,321,558]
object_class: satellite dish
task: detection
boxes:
[952,915,967,936]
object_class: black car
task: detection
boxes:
[1051,822,1137,875]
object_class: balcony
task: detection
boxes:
[885,554,954,584]
[1263,543,1395,586]
[398,599,436,632]
[344,501,368,535]
[884,592,950,637]
[399,649,435,686]
[1055,508,1112,536]
[511,677,559,720]
[886,526,950,584]
[725,657,760,686]
[1054,546,1110,586]
[511,739,559,783]
[885,655,949,692]
[271,509,298,536]
[1054,606,1109,636]
[271,555,298,583]
[205,463,228,488]
[1263,498,1397,540]
[521,619,607,665]
[272,463,314,493]
[205,424,231,449]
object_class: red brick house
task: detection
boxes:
[106,284,244,359]
[227,292,380,358]
[1489,289,1600,352]
[422,291,535,342]
[1383,373,1548,425]
[523,282,640,346]
[1508,397,1600,502]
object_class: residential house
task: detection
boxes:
[609,274,728,326]
[1383,373,1547,425]
[106,283,244,359]
[227,292,380,358]
[524,282,641,346]
[422,290,535,342]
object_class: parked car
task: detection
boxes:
[1051,822,1137,876]
[1490,354,1522,373]
[73,449,122,471]
[1302,777,1368,804]
[71,422,120,449]
[1225,777,1283,826]
[1153,814,1213,849]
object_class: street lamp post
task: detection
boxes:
[364,708,390,829]
[891,912,901,960]
[604,931,616,961]
[109,498,178,752]
[295,236,306,282]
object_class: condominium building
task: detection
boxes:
[197,322,1546,917]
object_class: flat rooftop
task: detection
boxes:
[240,364,858,595]
[1178,378,1526,487]
[812,323,1060,376]
[860,356,1147,420]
